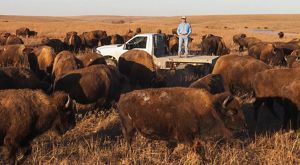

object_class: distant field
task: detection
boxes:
[0,14,300,50]
[1,14,300,164]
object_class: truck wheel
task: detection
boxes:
[105,57,117,67]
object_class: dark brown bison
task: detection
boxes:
[189,74,225,94]
[248,43,286,66]
[172,28,177,35]
[278,32,284,39]
[118,88,245,158]
[135,27,142,34]
[0,44,32,68]
[167,35,179,55]
[200,34,230,56]
[99,34,125,46]
[212,55,271,94]
[233,34,261,52]
[52,51,81,81]
[64,31,82,53]
[54,65,123,107]
[111,34,125,44]
[80,30,107,50]
[0,89,75,164]
[118,50,165,88]
[252,68,300,129]
[0,67,50,91]
[5,35,24,45]
[16,27,38,38]
[76,53,106,67]
[32,46,56,80]
[286,49,300,68]
[16,27,30,37]
[157,29,162,34]
[41,38,67,54]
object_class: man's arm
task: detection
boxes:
[187,23,192,36]
[177,24,181,35]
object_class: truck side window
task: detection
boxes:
[126,36,147,50]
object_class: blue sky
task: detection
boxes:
[1,0,299,16]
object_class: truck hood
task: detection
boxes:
[96,44,124,56]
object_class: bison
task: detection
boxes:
[233,34,261,52]
[0,32,11,45]
[41,37,67,54]
[54,64,123,108]
[64,31,82,53]
[76,53,106,67]
[200,34,230,56]
[212,55,271,94]
[252,68,300,129]
[118,50,165,89]
[0,89,75,164]
[5,35,23,45]
[189,74,225,94]
[0,67,50,91]
[32,46,56,80]
[248,43,286,66]
[0,44,32,69]
[52,51,81,81]
[278,32,284,39]
[80,30,107,50]
[286,49,300,68]
[118,88,245,158]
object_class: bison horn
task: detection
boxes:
[222,95,232,109]
[65,95,71,109]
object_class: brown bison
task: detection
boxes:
[212,55,271,94]
[0,67,50,91]
[0,44,32,68]
[189,74,225,94]
[286,49,300,68]
[278,32,284,39]
[0,32,11,45]
[64,31,82,53]
[5,35,24,45]
[54,65,123,107]
[16,27,38,38]
[0,89,75,164]
[252,68,300,129]
[41,37,67,54]
[118,50,165,88]
[233,34,261,52]
[32,46,56,80]
[80,30,107,50]
[52,51,81,81]
[200,34,230,56]
[99,34,125,46]
[167,35,179,55]
[248,43,286,66]
[118,88,245,158]
[76,53,106,67]
[135,27,142,34]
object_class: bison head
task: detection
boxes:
[214,93,246,133]
[268,47,286,66]
[52,92,76,135]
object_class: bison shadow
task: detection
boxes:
[243,97,300,136]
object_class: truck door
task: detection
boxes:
[153,34,166,57]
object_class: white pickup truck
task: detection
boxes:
[96,33,219,72]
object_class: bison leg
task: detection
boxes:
[119,114,136,152]
[282,104,298,130]
[1,136,18,165]
[166,140,177,153]
[192,138,209,162]
[17,141,32,164]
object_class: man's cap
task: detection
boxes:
[181,16,187,19]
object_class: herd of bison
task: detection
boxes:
[0,26,300,164]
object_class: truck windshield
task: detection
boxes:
[126,36,147,50]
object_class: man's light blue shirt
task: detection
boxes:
[177,23,192,37]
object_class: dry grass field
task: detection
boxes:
[1,14,300,164]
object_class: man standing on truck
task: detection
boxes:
[177,16,192,57]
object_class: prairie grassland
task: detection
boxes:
[1,15,300,164]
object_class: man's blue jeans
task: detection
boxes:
[178,36,189,55]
